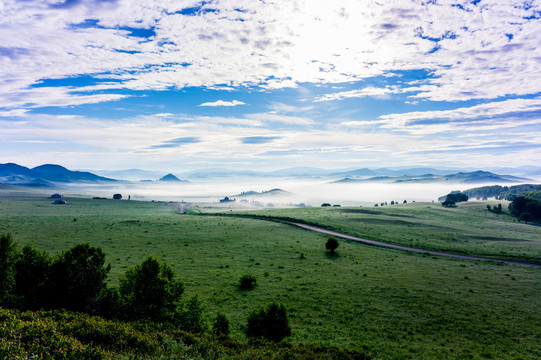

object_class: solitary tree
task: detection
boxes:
[113,193,122,200]
[325,237,339,254]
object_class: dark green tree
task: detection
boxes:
[325,237,339,254]
[0,233,17,306]
[119,256,183,322]
[245,302,291,342]
[14,244,51,310]
[176,294,207,333]
[518,212,533,223]
[212,312,230,337]
[442,200,456,207]
[47,243,110,313]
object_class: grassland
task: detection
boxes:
[1,190,540,359]
[242,201,541,264]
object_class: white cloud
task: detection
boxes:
[1,0,540,110]
[198,100,246,107]
[315,86,401,102]
[378,98,541,134]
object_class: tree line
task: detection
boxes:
[0,233,291,342]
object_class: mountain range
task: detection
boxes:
[331,171,531,184]
[0,163,537,187]
[0,163,116,186]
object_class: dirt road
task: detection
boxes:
[292,222,541,268]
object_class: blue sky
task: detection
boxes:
[1,0,540,171]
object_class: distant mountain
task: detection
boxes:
[181,168,261,179]
[330,171,532,184]
[159,173,189,183]
[0,163,117,186]
[32,164,117,183]
[91,168,165,180]
[232,188,291,197]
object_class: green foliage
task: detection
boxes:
[48,243,110,313]
[442,200,456,207]
[325,237,339,253]
[212,313,230,337]
[0,233,17,306]
[112,193,122,200]
[509,197,541,222]
[239,274,257,290]
[321,203,331,207]
[119,256,183,322]
[176,294,207,333]
[0,308,367,360]
[445,192,469,203]
[245,302,291,342]
[14,244,51,310]
[487,203,503,214]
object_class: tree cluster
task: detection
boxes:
[487,204,503,214]
[0,233,291,342]
[509,197,541,223]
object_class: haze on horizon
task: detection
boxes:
[1,0,541,172]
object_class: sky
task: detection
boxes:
[1,0,541,172]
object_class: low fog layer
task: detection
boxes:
[58,178,514,207]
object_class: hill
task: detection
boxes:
[331,171,531,184]
[159,173,189,182]
[0,163,117,186]
[233,188,291,197]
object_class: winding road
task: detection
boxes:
[291,222,541,268]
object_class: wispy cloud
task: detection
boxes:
[315,86,400,102]
[198,100,246,107]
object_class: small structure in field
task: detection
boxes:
[178,201,187,214]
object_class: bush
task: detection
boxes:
[119,256,183,322]
[321,203,331,207]
[239,275,257,290]
[442,200,456,207]
[212,313,230,337]
[245,302,291,342]
[47,243,111,313]
[325,237,339,254]
[176,294,207,333]
[113,194,122,200]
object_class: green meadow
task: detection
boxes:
[1,190,540,359]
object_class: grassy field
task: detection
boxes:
[1,190,540,359]
[241,201,541,264]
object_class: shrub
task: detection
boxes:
[113,194,122,200]
[442,200,456,207]
[212,313,230,337]
[325,237,339,254]
[47,243,111,313]
[518,212,533,223]
[245,302,291,342]
[119,256,183,322]
[176,294,207,333]
[239,275,257,290]
[321,203,331,207]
